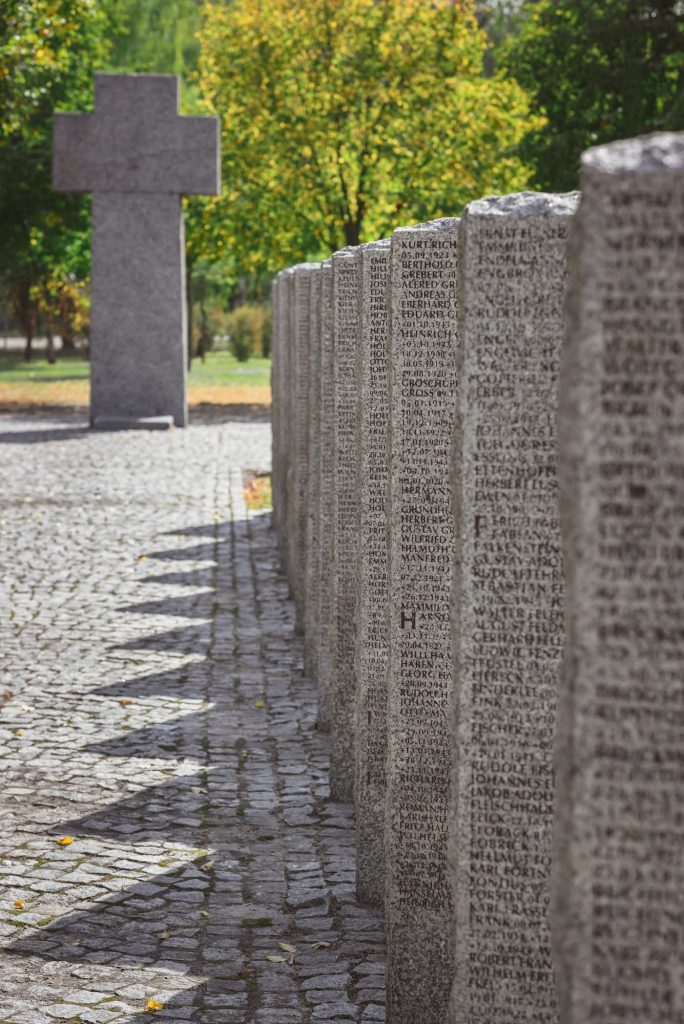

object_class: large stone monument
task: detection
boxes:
[554,133,684,1024]
[330,247,362,800]
[355,238,391,906]
[385,218,460,1024]
[448,192,578,1024]
[53,73,220,428]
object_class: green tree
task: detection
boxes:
[198,0,542,275]
[503,0,684,191]
[0,0,110,358]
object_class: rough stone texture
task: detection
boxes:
[52,73,219,428]
[354,240,391,908]
[53,75,219,195]
[273,270,294,576]
[448,192,579,1024]
[554,132,684,1024]
[330,248,362,802]
[316,261,334,731]
[0,410,386,1022]
[305,268,323,678]
[385,219,460,1024]
[289,263,320,630]
[90,193,187,428]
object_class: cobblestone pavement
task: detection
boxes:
[0,413,385,1024]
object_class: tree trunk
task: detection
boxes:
[46,314,56,364]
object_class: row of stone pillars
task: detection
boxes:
[271,131,684,1024]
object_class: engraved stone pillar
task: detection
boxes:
[554,132,684,1024]
[289,264,319,628]
[355,239,391,906]
[317,259,334,730]
[448,192,579,1024]
[305,267,323,676]
[52,73,219,428]
[385,218,460,1024]
[330,247,362,800]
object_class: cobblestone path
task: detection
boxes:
[0,413,385,1024]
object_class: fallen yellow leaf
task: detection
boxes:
[278,942,297,953]
[56,836,74,846]
[253,700,266,709]
[146,999,164,1011]
[14,729,24,737]
[241,750,249,759]
[312,941,331,949]
[119,698,133,706]
[266,955,286,963]
[13,899,24,910]
[138,555,148,562]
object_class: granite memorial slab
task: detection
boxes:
[305,267,323,676]
[316,259,334,730]
[385,218,460,1024]
[355,238,391,907]
[448,191,579,1024]
[330,246,362,800]
[554,132,684,1024]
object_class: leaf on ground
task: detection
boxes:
[253,699,266,709]
[3,690,13,700]
[13,899,24,910]
[312,941,331,949]
[119,698,133,706]
[278,942,297,954]
[20,705,35,712]
[241,750,249,760]
[56,836,74,846]
[14,729,24,737]
[146,998,164,1011]
[200,861,214,873]
[266,955,287,963]
[138,555,148,562]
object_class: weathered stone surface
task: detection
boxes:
[305,267,324,676]
[316,260,334,730]
[52,73,220,428]
[330,247,362,800]
[355,239,391,907]
[448,191,578,1024]
[385,218,460,1024]
[90,193,187,427]
[273,269,294,575]
[53,74,219,195]
[289,263,320,629]
[554,132,684,1024]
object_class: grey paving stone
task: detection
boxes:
[0,411,384,1021]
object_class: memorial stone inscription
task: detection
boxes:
[355,239,391,907]
[449,192,578,1024]
[330,248,362,800]
[385,218,460,1024]
[316,260,334,730]
[291,264,319,628]
[305,268,323,677]
[554,133,684,1024]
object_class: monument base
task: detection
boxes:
[91,415,174,431]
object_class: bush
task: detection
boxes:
[225,303,271,362]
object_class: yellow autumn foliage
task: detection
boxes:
[197,0,544,274]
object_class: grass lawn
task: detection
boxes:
[0,350,271,408]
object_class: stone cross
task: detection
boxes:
[53,73,220,428]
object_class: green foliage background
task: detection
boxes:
[0,0,682,353]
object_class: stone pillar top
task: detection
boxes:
[582,130,684,173]
[465,190,580,217]
[53,72,220,196]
